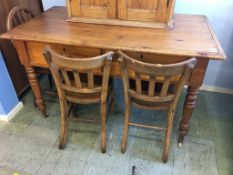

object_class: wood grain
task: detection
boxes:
[67,0,175,28]
[68,0,117,19]
[0,7,225,60]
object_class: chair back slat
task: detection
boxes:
[61,69,72,87]
[148,76,156,97]
[44,47,113,103]
[12,16,18,27]
[73,71,82,88]
[22,10,27,21]
[16,11,23,23]
[6,6,34,31]
[160,76,172,97]
[118,51,197,106]
[87,71,94,88]
[135,73,142,94]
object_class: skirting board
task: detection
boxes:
[0,102,24,121]
[200,85,233,95]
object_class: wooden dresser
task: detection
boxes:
[67,0,176,28]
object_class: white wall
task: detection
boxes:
[175,0,233,89]
[42,0,233,89]
[42,0,65,10]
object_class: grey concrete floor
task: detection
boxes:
[0,78,232,175]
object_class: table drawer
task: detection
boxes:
[26,41,102,68]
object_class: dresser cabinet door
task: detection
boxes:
[70,0,117,19]
[118,0,169,22]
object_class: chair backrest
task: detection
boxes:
[43,46,113,104]
[118,51,197,107]
[6,6,34,31]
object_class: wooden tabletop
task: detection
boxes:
[0,6,225,60]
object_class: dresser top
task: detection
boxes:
[0,6,225,60]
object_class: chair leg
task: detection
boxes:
[101,101,107,153]
[162,108,175,163]
[59,101,68,149]
[121,102,131,153]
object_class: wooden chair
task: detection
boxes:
[6,6,34,30]
[6,6,54,95]
[43,46,114,153]
[118,51,197,163]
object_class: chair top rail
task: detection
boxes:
[44,46,114,70]
[118,51,197,76]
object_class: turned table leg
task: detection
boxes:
[178,86,199,147]
[25,66,48,117]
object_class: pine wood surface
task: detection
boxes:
[0,6,225,60]
[67,0,176,29]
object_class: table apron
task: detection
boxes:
[13,40,209,87]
